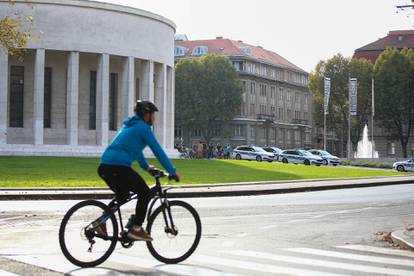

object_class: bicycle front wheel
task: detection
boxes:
[59,200,118,267]
[146,200,202,264]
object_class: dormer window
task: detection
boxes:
[192,46,208,56]
[174,46,188,57]
[239,47,251,55]
[398,35,404,42]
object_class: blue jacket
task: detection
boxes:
[100,116,176,174]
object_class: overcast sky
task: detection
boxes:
[104,0,414,72]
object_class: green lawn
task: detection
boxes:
[0,156,407,187]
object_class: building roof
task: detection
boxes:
[175,38,306,73]
[355,30,414,52]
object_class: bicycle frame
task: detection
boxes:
[102,174,176,241]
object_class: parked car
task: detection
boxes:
[262,146,283,161]
[308,149,340,166]
[233,146,275,162]
[279,149,323,166]
[393,159,414,172]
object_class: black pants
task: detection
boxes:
[97,164,152,226]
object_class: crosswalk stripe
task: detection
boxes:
[0,269,20,276]
[286,247,414,267]
[191,254,347,276]
[337,244,414,258]
[224,249,414,276]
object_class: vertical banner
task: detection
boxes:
[324,77,331,115]
[349,78,357,116]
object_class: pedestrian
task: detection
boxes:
[226,144,233,159]
[197,141,203,159]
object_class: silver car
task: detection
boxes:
[393,159,414,172]
[308,149,340,166]
[279,149,323,166]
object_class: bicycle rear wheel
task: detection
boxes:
[59,200,118,267]
[146,200,202,264]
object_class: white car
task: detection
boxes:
[393,159,414,172]
[308,149,340,166]
[262,147,283,161]
[233,146,275,162]
[279,149,324,166]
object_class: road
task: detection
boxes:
[0,184,414,275]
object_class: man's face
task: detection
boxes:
[143,112,156,126]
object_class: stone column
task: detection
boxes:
[0,50,8,144]
[140,60,154,102]
[96,53,109,146]
[154,63,167,148]
[121,56,135,119]
[66,51,79,145]
[33,48,45,145]
[165,66,174,149]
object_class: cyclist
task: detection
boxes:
[97,100,180,241]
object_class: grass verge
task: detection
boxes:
[0,156,408,187]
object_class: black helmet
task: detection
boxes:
[134,100,158,117]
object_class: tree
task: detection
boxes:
[0,1,33,60]
[374,48,414,157]
[308,54,374,156]
[175,54,243,144]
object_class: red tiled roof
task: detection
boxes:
[175,38,306,73]
[355,30,414,52]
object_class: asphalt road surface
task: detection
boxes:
[0,184,414,275]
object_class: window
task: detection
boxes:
[9,66,24,127]
[135,78,140,102]
[278,107,283,120]
[174,45,188,57]
[295,130,300,142]
[388,142,395,155]
[43,67,52,128]
[295,110,300,120]
[250,126,255,137]
[233,124,242,137]
[259,84,267,97]
[260,66,267,76]
[287,90,292,102]
[270,86,275,98]
[278,87,283,100]
[287,109,291,119]
[193,128,202,137]
[250,82,256,94]
[250,103,255,115]
[89,71,97,130]
[109,73,118,131]
[239,47,251,55]
[174,125,182,138]
[213,126,221,137]
[271,106,276,114]
[260,104,266,114]
[233,61,244,71]
[192,46,208,56]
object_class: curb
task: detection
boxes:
[391,230,414,251]
[0,176,413,200]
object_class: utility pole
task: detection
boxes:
[371,78,375,158]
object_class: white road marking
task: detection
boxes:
[286,247,414,267]
[260,225,275,230]
[4,254,77,273]
[191,254,347,276]
[225,249,414,276]
[0,269,20,276]
[337,244,414,258]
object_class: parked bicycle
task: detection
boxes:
[59,169,202,267]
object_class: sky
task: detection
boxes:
[104,0,414,72]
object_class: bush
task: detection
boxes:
[341,160,393,169]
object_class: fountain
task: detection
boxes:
[354,124,379,158]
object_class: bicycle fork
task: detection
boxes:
[161,200,178,236]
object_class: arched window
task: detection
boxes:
[192,46,208,56]
[174,46,188,57]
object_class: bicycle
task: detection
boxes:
[58,170,202,268]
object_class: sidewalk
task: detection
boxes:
[0,175,413,200]
[392,226,414,251]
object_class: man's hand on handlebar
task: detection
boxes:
[169,173,180,182]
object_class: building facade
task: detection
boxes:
[0,0,177,157]
[354,30,414,158]
[174,37,312,149]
